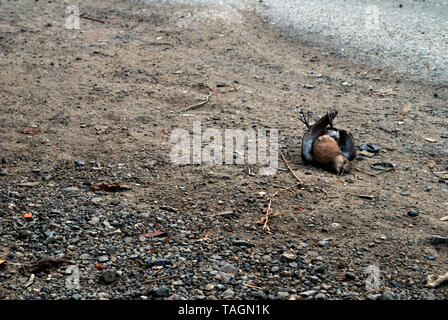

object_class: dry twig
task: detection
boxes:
[212,211,236,217]
[243,282,263,290]
[80,13,106,23]
[280,151,304,184]
[371,167,395,176]
[258,191,281,234]
[280,151,328,195]
[185,91,213,111]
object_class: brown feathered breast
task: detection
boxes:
[312,135,343,166]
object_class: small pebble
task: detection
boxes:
[407,209,419,217]
[101,270,117,284]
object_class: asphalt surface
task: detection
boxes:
[144,0,448,84]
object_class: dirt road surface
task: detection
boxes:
[0,0,447,300]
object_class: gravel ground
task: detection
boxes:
[0,0,447,300]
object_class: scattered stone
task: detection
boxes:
[215,272,234,282]
[429,235,448,245]
[318,238,332,247]
[97,292,110,300]
[299,290,316,297]
[231,239,255,247]
[17,181,40,187]
[75,160,85,167]
[101,270,117,284]
[407,209,419,217]
[261,255,272,263]
[63,186,79,192]
[379,291,399,300]
[88,217,100,225]
[159,205,178,213]
[330,222,341,229]
[222,288,234,299]
[146,258,172,267]
[344,272,356,280]
[315,293,326,300]
[98,256,109,263]
[250,290,267,299]
[280,252,297,261]
[276,291,290,299]
[79,253,91,260]
[204,284,215,291]
[150,287,171,297]
[367,293,382,300]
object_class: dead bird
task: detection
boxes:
[299,110,356,175]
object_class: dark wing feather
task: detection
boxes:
[338,129,356,161]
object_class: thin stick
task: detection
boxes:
[212,211,235,217]
[185,91,213,111]
[354,167,377,177]
[243,282,263,290]
[259,191,280,234]
[141,275,178,285]
[280,151,303,184]
[281,151,328,195]
[151,267,163,278]
[372,167,395,176]
[80,13,106,24]
[355,167,393,177]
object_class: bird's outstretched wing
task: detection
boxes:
[338,129,357,161]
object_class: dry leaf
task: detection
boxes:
[95,263,106,270]
[22,129,39,134]
[440,216,448,221]
[23,212,33,218]
[144,230,167,238]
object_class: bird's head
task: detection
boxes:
[334,154,351,175]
